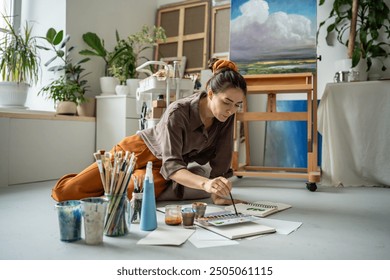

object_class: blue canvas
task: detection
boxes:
[264,100,322,168]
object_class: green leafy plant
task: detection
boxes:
[39,77,83,104]
[38,28,90,105]
[0,14,40,84]
[108,31,135,84]
[79,32,113,76]
[317,0,390,71]
[124,24,166,78]
[80,25,166,80]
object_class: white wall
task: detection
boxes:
[66,0,158,97]
[157,0,181,6]
[23,0,158,111]
[21,0,390,108]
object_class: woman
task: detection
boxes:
[52,59,247,205]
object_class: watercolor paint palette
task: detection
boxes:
[201,211,255,227]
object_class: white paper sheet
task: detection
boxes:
[251,217,302,235]
[137,224,195,246]
[137,211,195,246]
[188,227,239,248]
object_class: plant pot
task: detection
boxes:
[126,78,141,97]
[0,82,29,108]
[335,58,368,81]
[77,97,96,117]
[56,101,77,115]
[115,84,130,96]
[100,77,119,95]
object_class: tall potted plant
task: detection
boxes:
[122,24,166,79]
[80,25,166,96]
[79,32,119,95]
[317,0,390,79]
[38,28,90,115]
[121,25,166,96]
[0,14,40,108]
[107,30,135,95]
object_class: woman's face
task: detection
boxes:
[208,88,244,122]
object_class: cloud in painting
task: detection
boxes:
[230,0,316,61]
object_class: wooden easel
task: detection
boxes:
[232,72,321,191]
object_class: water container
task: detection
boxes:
[140,161,157,231]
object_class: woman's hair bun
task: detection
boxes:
[208,58,238,73]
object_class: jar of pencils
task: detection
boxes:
[104,192,129,237]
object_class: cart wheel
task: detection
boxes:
[237,176,243,179]
[306,182,317,192]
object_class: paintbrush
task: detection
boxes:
[105,152,137,231]
[93,152,106,193]
[229,191,238,216]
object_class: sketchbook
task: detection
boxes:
[225,201,292,218]
[195,220,275,240]
[195,211,276,239]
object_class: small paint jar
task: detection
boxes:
[182,207,195,229]
[165,205,182,225]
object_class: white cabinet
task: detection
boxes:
[96,95,139,151]
[0,111,96,187]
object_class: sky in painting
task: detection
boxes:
[230,0,317,61]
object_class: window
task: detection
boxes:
[1,0,13,28]
[0,0,21,32]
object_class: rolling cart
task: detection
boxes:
[231,73,321,191]
[135,61,194,130]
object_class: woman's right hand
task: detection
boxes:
[211,194,247,205]
[203,176,232,198]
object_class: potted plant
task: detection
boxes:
[79,32,119,95]
[317,0,390,79]
[122,25,166,95]
[108,31,135,95]
[80,25,166,96]
[0,14,40,108]
[38,28,90,115]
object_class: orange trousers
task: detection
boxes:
[51,134,167,202]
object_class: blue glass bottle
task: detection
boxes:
[140,161,157,231]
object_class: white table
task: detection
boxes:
[318,80,390,187]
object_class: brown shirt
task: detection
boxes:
[137,91,234,180]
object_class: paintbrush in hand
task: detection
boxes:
[229,191,238,216]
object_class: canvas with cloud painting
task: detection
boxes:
[230,0,317,75]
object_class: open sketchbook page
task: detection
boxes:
[225,201,292,218]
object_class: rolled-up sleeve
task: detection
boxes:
[158,110,188,179]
